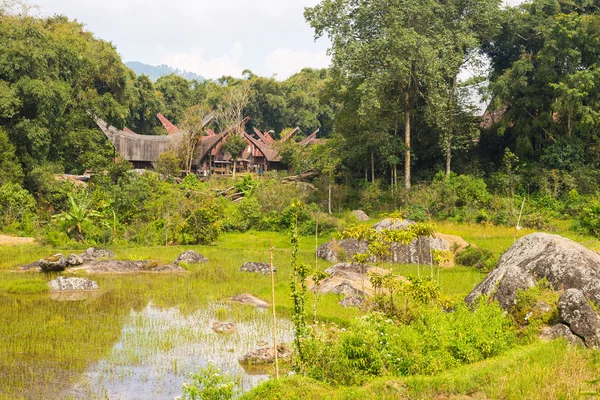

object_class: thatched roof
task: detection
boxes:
[92,113,220,164]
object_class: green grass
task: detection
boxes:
[242,340,600,399]
[2,223,599,399]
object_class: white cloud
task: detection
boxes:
[263,48,330,79]
[157,42,245,79]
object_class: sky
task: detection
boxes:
[33,0,331,80]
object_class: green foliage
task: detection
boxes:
[179,363,236,400]
[154,150,182,178]
[0,182,35,231]
[52,194,102,242]
[510,279,560,339]
[301,302,516,385]
[0,127,22,185]
[455,246,495,271]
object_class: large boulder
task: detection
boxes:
[240,262,275,274]
[350,210,370,221]
[48,276,99,291]
[373,218,415,231]
[466,233,600,310]
[310,262,403,297]
[558,288,600,348]
[316,239,368,262]
[39,254,67,272]
[80,247,116,261]
[316,236,448,264]
[175,250,208,265]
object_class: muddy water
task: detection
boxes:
[65,303,293,399]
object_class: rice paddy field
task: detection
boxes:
[1,224,599,399]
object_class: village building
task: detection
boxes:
[92,113,321,174]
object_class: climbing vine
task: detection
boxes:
[289,200,311,365]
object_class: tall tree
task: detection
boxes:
[306,0,454,189]
[484,0,600,167]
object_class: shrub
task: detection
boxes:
[456,246,495,271]
[576,201,600,237]
[0,182,36,232]
[302,302,516,383]
[179,363,236,400]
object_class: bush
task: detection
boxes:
[302,302,516,383]
[455,246,495,271]
[0,182,36,232]
[179,363,236,400]
[576,201,600,238]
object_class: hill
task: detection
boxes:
[125,61,205,81]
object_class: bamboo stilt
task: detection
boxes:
[269,243,279,379]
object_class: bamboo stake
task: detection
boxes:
[514,197,526,244]
[269,243,279,379]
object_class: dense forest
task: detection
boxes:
[2,0,600,245]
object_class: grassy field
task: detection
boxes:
[1,222,599,399]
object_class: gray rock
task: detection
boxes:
[316,236,448,264]
[312,262,400,297]
[558,288,600,348]
[373,218,415,231]
[212,321,237,334]
[350,210,370,221]
[80,247,116,261]
[466,233,600,310]
[230,294,269,308]
[39,254,67,272]
[339,295,365,308]
[48,276,99,291]
[65,253,83,266]
[539,323,584,346]
[175,250,208,265]
[19,261,40,271]
[69,260,184,273]
[316,238,369,262]
[240,262,275,274]
[239,344,291,365]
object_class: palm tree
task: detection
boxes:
[52,195,101,242]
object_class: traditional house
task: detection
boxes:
[92,112,322,174]
[92,112,222,170]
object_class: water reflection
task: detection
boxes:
[66,303,293,399]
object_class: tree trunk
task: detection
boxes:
[446,76,457,178]
[404,90,411,189]
[232,160,237,180]
[371,151,375,183]
[328,181,332,215]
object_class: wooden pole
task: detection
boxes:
[269,243,279,379]
[514,198,526,244]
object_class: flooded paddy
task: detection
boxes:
[66,303,293,399]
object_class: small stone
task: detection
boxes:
[239,344,291,365]
[212,321,237,334]
[65,254,83,266]
[39,254,66,272]
[230,294,269,308]
[175,250,208,265]
[48,276,99,291]
[240,262,274,274]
